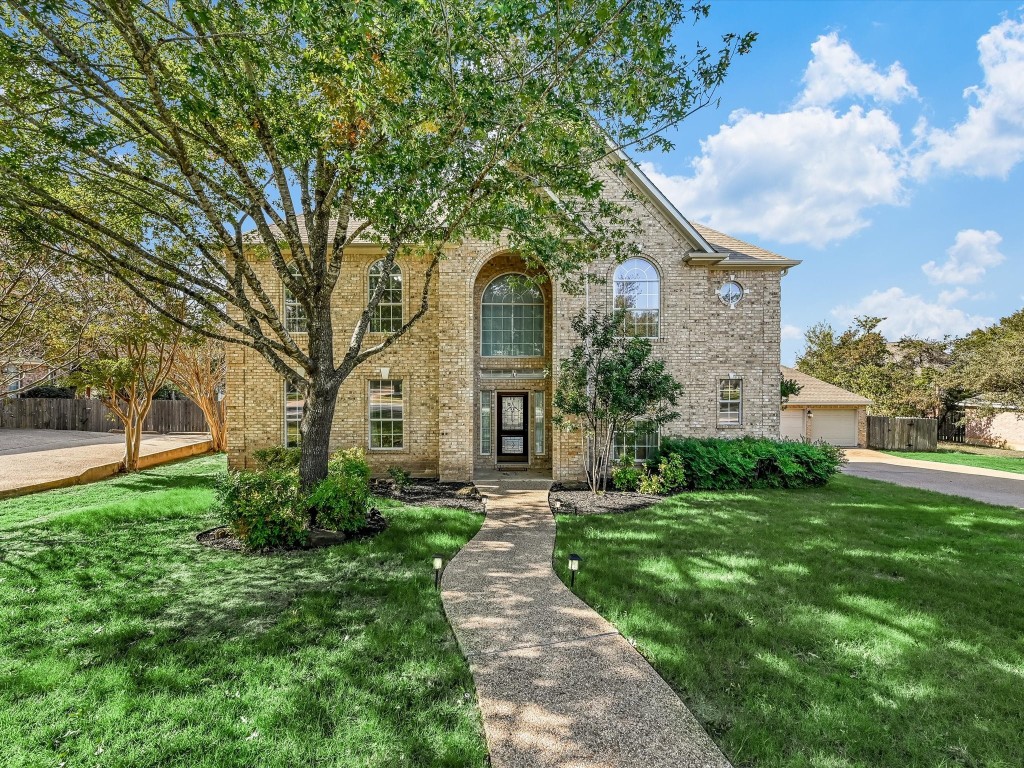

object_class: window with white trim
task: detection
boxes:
[283,267,307,333]
[534,391,545,456]
[480,390,492,455]
[613,258,660,338]
[718,378,742,427]
[284,379,303,447]
[369,380,404,449]
[481,274,544,357]
[369,260,403,333]
[4,365,22,394]
[612,423,659,463]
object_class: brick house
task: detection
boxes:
[226,159,800,481]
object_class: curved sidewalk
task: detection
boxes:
[441,478,730,768]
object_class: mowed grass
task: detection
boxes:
[885,449,1024,475]
[0,455,487,768]
[554,475,1024,768]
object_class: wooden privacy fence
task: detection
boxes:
[867,416,937,451]
[0,398,208,434]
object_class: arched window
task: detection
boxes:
[369,260,403,333]
[481,274,544,357]
[613,258,660,338]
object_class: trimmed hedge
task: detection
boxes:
[652,437,845,491]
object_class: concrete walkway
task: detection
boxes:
[843,449,1024,509]
[442,478,730,768]
[0,429,212,498]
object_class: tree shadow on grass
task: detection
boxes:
[0,504,487,768]
[555,476,1024,767]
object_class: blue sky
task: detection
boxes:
[635,1,1024,364]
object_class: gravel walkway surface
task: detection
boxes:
[442,478,731,768]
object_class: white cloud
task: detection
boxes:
[797,32,917,107]
[832,286,993,339]
[781,324,803,340]
[914,16,1024,178]
[641,105,907,246]
[922,229,1005,284]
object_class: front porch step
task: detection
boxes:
[495,464,529,472]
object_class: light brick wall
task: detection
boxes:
[227,166,788,480]
[965,409,1024,450]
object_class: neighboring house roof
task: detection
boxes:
[780,365,872,406]
[959,396,1020,411]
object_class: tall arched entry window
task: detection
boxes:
[368,259,403,333]
[481,274,544,357]
[613,258,660,338]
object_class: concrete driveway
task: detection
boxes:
[843,449,1024,509]
[0,429,212,498]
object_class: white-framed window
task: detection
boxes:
[284,379,304,447]
[612,423,659,463]
[718,378,742,427]
[480,390,492,455]
[369,260,403,333]
[481,274,544,357]
[369,379,404,450]
[283,267,307,334]
[613,258,660,338]
[534,391,545,456]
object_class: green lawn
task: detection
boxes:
[554,476,1024,768]
[884,449,1024,475]
[0,455,487,768]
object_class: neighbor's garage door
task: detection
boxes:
[781,410,804,441]
[813,410,858,447]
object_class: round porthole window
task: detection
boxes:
[718,280,744,308]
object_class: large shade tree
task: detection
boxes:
[0,0,754,489]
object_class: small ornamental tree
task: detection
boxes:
[554,309,682,493]
[68,292,183,472]
[170,335,227,451]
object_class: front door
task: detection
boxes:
[497,392,529,463]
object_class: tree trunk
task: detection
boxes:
[298,375,341,501]
[123,409,143,471]
[197,395,227,451]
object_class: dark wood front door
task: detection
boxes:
[497,392,529,463]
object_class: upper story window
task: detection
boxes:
[481,274,544,357]
[369,260,403,333]
[283,266,307,334]
[613,258,660,338]
[718,378,742,427]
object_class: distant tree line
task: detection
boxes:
[796,310,1024,422]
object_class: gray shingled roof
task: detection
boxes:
[780,365,872,406]
[693,223,789,262]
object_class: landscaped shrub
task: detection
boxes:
[21,385,75,398]
[611,455,643,491]
[312,448,371,531]
[654,437,844,491]
[218,468,307,550]
[220,446,372,549]
[252,445,302,471]
[654,452,687,493]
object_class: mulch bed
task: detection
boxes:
[370,478,485,512]
[549,482,665,516]
[197,507,390,554]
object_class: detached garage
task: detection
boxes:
[780,366,871,448]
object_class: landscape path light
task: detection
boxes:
[568,553,582,589]
[433,553,444,590]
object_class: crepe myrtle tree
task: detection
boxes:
[0,0,754,491]
[554,309,681,493]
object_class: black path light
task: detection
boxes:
[433,553,444,590]
[568,553,582,589]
